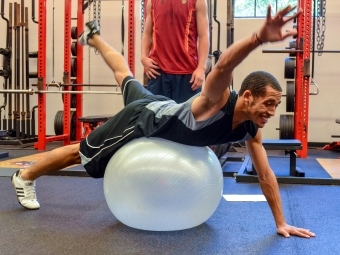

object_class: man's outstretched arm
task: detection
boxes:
[246,130,315,238]
[194,5,301,113]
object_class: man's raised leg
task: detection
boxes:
[78,21,133,87]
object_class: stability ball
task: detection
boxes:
[103,137,223,231]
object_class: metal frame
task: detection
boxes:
[63,0,72,146]
[230,139,340,185]
[128,0,135,75]
[35,0,136,150]
[260,0,313,157]
[75,0,84,141]
[294,0,312,158]
[36,0,47,150]
[236,154,340,185]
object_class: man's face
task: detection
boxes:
[247,86,282,128]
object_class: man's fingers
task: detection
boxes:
[293,231,313,238]
[266,5,272,20]
[297,228,316,237]
[190,75,194,83]
[151,63,159,69]
[278,229,290,238]
[152,69,161,76]
[149,72,156,79]
[283,7,302,23]
[147,69,160,79]
[278,227,316,238]
[281,30,297,40]
[277,5,296,17]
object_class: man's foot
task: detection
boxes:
[78,21,100,46]
[11,170,40,210]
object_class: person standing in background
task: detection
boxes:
[141,0,209,103]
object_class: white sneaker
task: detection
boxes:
[11,170,40,210]
[78,21,100,46]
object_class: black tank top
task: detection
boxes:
[136,90,258,146]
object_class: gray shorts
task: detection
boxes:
[79,76,170,178]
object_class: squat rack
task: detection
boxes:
[294,0,312,158]
[35,0,135,150]
[262,0,313,158]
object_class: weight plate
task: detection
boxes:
[284,57,296,79]
[54,110,64,136]
[279,114,294,139]
[286,81,295,112]
[71,26,78,40]
[288,40,297,49]
[71,58,77,77]
[70,111,76,141]
[54,110,77,141]
[71,42,77,56]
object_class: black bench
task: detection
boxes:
[243,139,303,176]
[234,139,309,183]
[234,138,340,185]
[78,114,114,138]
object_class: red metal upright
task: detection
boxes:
[63,0,72,146]
[128,0,135,75]
[75,0,84,141]
[294,0,312,158]
[36,0,47,150]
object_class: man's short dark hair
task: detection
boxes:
[238,71,282,98]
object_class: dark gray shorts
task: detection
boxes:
[79,76,170,178]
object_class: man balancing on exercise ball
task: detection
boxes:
[11,5,315,238]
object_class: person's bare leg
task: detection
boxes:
[20,143,81,181]
[88,34,133,88]
[12,143,81,209]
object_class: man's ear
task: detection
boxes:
[242,90,252,102]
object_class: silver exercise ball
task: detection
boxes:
[103,137,223,231]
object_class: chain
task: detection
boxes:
[98,0,101,30]
[310,16,313,51]
[88,1,91,85]
[93,0,96,25]
[93,0,99,55]
[141,0,144,37]
[320,0,326,53]
[316,0,326,56]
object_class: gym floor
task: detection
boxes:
[0,142,340,255]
